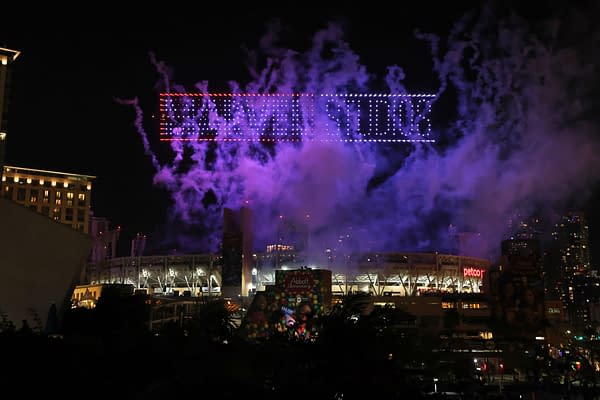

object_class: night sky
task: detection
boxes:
[2,2,600,261]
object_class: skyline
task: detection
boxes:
[2,3,600,262]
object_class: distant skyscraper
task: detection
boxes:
[221,206,253,297]
[507,212,543,240]
[552,211,591,277]
[550,211,592,323]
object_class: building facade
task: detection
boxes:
[550,212,592,326]
[0,197,92,328]
[0,47,20,134]
[552,212,591,277]
[0,47,21,183]
[2,165,95,233]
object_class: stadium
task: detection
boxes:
[85,251,490,298]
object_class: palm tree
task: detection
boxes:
[185,299,238,342]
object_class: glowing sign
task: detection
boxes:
[463,267,485,278]
[284,271,315,295]
[159,93,435,143]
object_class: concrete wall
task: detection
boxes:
[0,198,92,330]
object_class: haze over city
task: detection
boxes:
[3,3,600,399]
[2,2,600,262]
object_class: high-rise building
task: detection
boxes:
[0,47,19,132]
[507,212,543,240]
[552,211,591,277]
[0,47,20,183]
[2,165,95,233]
[0,132,6,184]
[221,206,253,297]
[550,212,592,325]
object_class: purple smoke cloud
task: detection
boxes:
[130,5,600,262]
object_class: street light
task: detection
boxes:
[305,212,311,258]
[433,377,438,393]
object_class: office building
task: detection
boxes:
[552,211,591,277]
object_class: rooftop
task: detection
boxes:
[4,165,96,180]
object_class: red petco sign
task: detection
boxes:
[284,271,315,295]
[463,267,485,278]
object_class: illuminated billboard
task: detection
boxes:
[490,269,545,339]
[241,268,332,342]
[463,267,485,279]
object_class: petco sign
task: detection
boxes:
[463,267,485,278]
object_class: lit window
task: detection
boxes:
[39,180,44,185]
[26,178,32,184]
[51,181,56,187]
[480,331,493,339]
[13,176,19,183]
[63,182,68,188]
[55,191,61,198]
[67,192,74,199]
[78,193,85,201]
[44,190,49,197]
